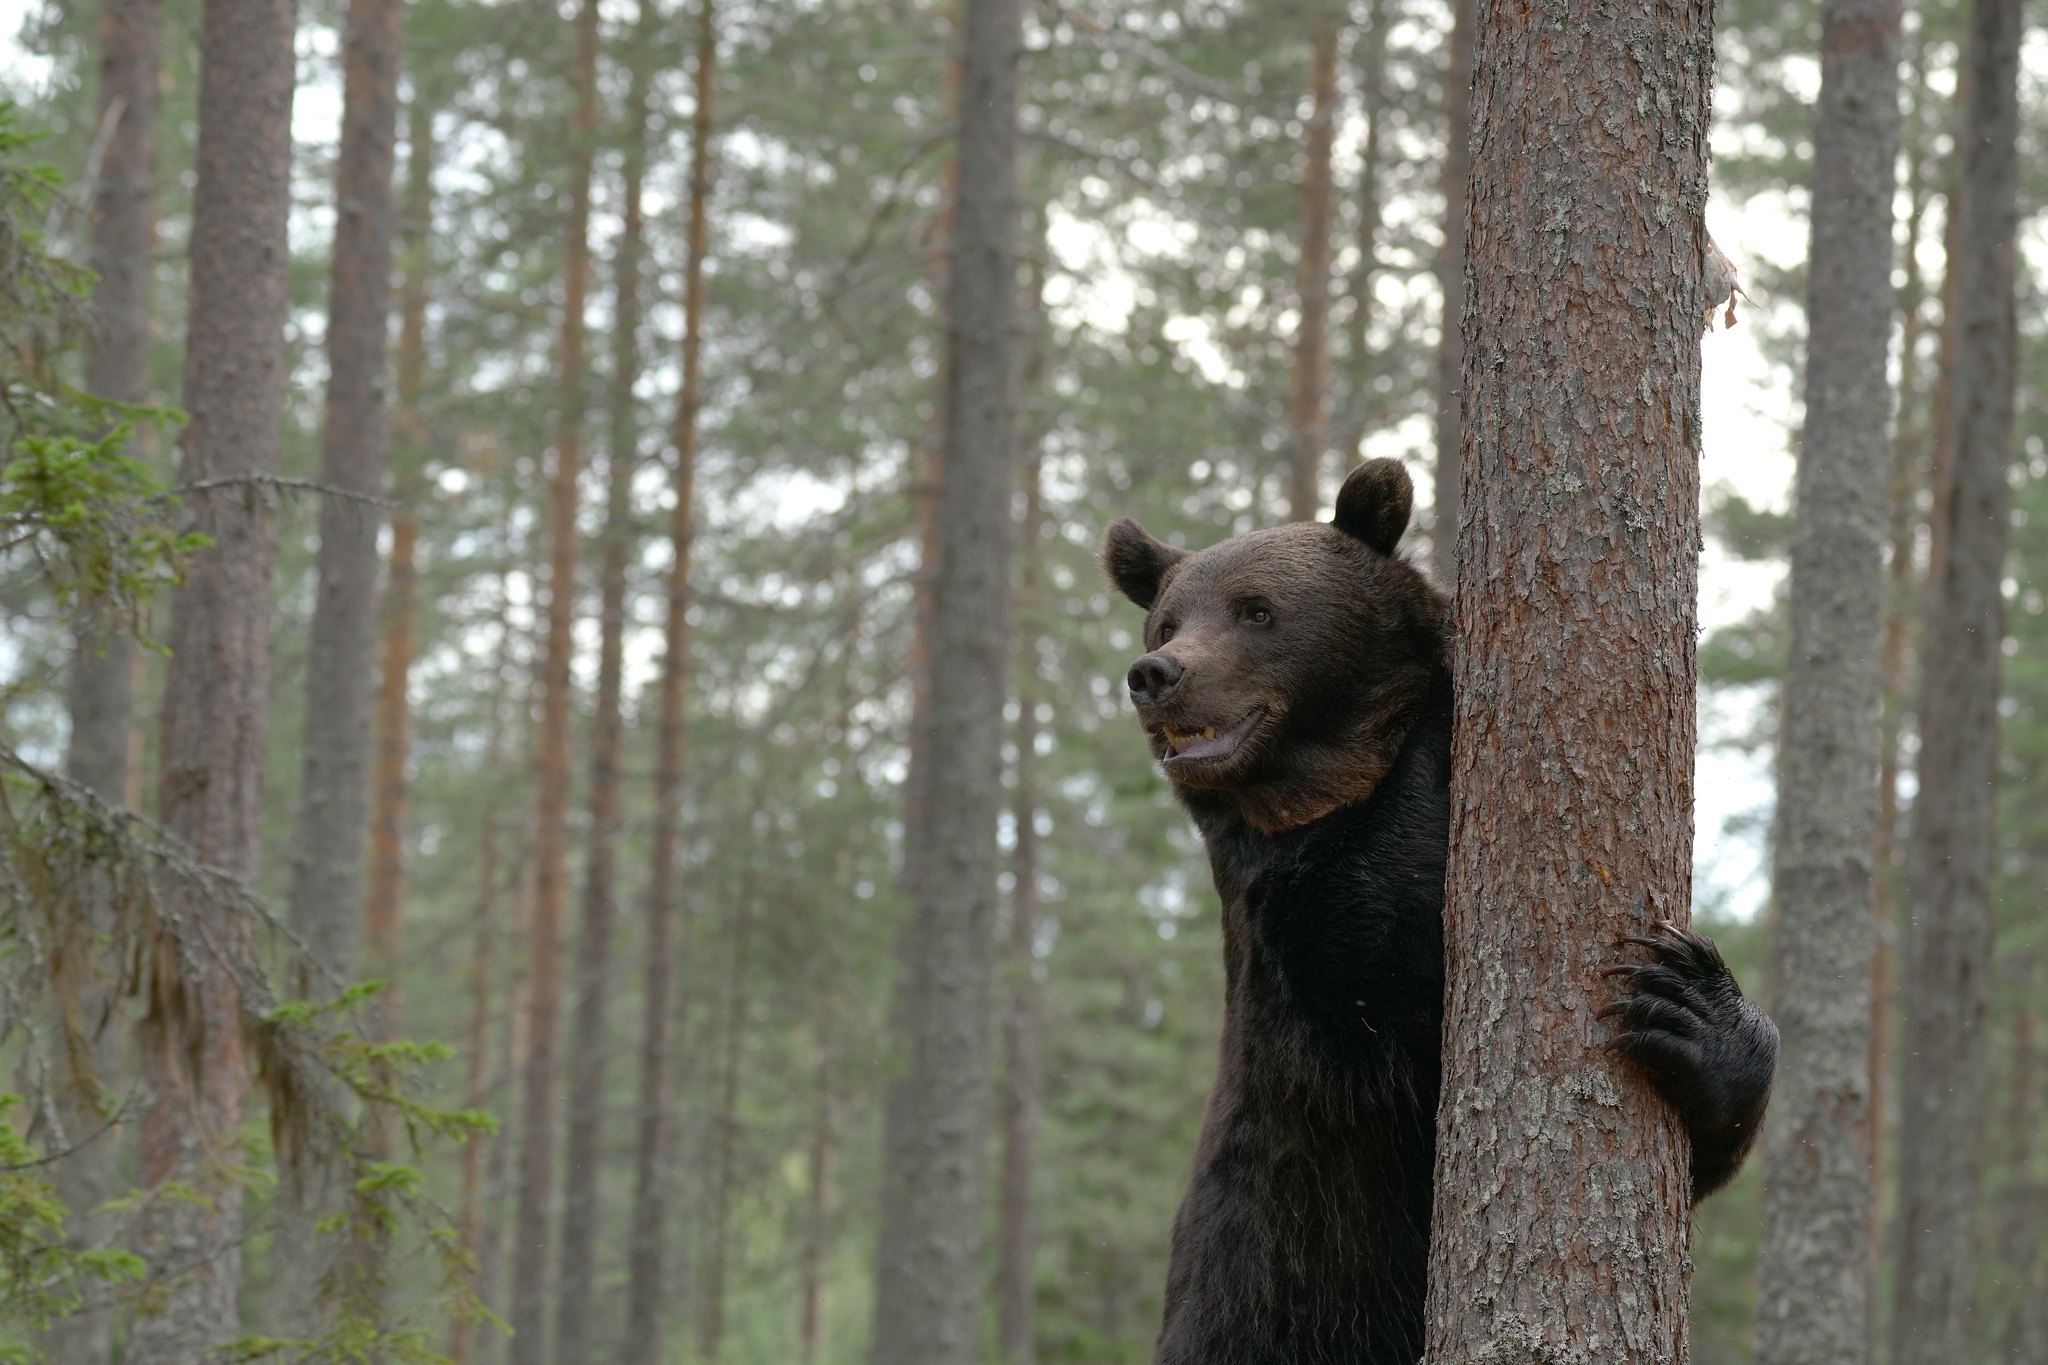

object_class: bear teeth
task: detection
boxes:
[1201,727,1215,740]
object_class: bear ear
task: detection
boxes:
[1332,458,1413,556]
[1100,518,1189,609]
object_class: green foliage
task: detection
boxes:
[0,1095,143,1361]
[0,99,194,632]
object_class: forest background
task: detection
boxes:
[0,0,2045,1360]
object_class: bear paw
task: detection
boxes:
[1600,921,1778,1201]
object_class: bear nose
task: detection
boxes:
[1126,653,1185,706]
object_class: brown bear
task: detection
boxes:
[1101,457,1777,1365]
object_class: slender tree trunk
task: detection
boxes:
[51,6,156,1360]
[1752,4,1900,1360]
[696,893,753,1363]
[505,0,600,1352]
[1285,10,1338,523]
[479,856,533,1365]
[287,0,402,1002]
[552,14,655,1355]
[1429,0,1473,587]
[1420,0,1712,1356]
[622,4,714,1358]
[1341,0,1387,449]
[1891,0,2022,1359]
[997,452,1046,1365]
[868,0,1021,1357]
[271,0,404,1329]
[1867,15,1933,1272]
[131,0,295,1351]
[449,811,498,1365]
[68,0,156,808]
[798,1032,835,1364]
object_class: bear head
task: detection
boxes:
[1100,458,1448,834]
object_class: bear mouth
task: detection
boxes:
[1158,709,1262,766]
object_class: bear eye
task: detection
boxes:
[1156,620,1177,645]
[1241,601,1273,626]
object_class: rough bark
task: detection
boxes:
[131,0,295,1350]
[52,6,156,1360]
[1419,0,1713,1357]
[506,0,599,1352]
[1890,0,2022,1359]
[997,453,1046,1365]
[1429,0,1473,588]
[621,3,714,1358]
[867,0,1021,1357]
[1752,4,1900,1360]
[1285,12,1338,523]
[552,11,654,1353]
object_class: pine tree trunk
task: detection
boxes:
[1285,11,1338,523]
[868,0,1021,1357]
[622,3,714,1358]
[798,1032,834,1364]
[1341,0,1387,450]
[553,13,654,1353]
[1890,0,2022,1358]
[132,0,295,1351]
[696,894,753,1363]
[1868,49,1934,1208]
[1429,0,1473,587]
[67,0,156,809]
[52,6,156,1360]
[271,0,404,1330]
[287,0,402,998]
[1420,0,1712,1356]
[1752,5,1899,1360]
[997,452,1046,1365]
[505,0,599,1352]
[450,810,498,1365]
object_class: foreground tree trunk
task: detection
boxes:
[52,4,156,1360]
[273,0,404,1329]
[1753,4,1900,1360]
[507,0,599,1353]
[868,0,1022,1357]
[1891,0,2022,1359]
[552,12,655,1353]
[621,2,715,1358]
[1421,0,1713,1357]
[1284,9,1337,523]
[1429,0,1473,587]
[131,0,295,1350]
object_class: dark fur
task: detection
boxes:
[1103,460,1778,1365]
